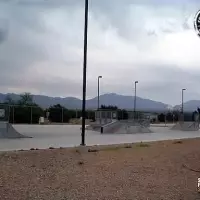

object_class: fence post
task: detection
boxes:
[13,106,15,124]
[76,109,78,119]
[30,106,32,124]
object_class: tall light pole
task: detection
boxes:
[81,0,89,146]
[97,76,102,110]
[181,88,186,114]
[134,81,138,119]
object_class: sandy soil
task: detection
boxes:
[1,139,200,200]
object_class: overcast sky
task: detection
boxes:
[0,0,200,105]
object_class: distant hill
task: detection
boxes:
[86,93,168,111]
[0,92,169,111]
[174,100,200,112]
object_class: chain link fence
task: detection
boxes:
[7,104,43,124]
[0,104,96,124]
[0,103,195,125]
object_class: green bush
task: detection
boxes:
[9,106,43,124]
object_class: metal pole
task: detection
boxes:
[98,77,100,110]
[81,0,89,146]
[97,76,102,110]
[182,90,183,113]
[13,106,14,124]
[182,89,186,113]
[134,81,138,119]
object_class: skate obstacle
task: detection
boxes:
[0,106,30,138]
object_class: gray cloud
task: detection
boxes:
[0,0,200,105]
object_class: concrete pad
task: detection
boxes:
[0,124,199,152]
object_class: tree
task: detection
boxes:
[192,111,198,121]
[48,104,71,123]
[18,92,33,105]
[117,109,128,120]
[158,113,165,122]
[166,112,173,122]
[13,105,43,124]
[4,95,15,105]
[3,93,43,124]
[101,105,118,110]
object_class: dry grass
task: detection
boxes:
[136,142,150,148]
[0,139,200,199]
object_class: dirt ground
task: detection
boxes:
[1,139,200,200]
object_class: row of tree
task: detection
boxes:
[157,109,200,123]
[47,104,95,123]
[2,93,95,124]
[100,105,200,123]
[2,93,200,124]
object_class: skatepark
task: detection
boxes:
[0,108,200,151]
[0,123,199,152]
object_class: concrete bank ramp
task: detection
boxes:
[101,121,121,133]
[102,120,153,134]
[85,121,120,133]
[113,124,153,134]
[0,122,31,138]
[171,122,199,131]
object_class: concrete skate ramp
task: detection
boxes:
[113,124,153,134]
[101,121,121,133]
[102,120,153,134]
[85,124,101,132]
[0,122,31,138]
[171,122,199,131]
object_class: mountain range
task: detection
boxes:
[0,93,199,112]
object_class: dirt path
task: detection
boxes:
[1,139,200,199]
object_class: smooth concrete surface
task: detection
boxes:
[0,124,199,151]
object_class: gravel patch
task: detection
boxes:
[0,139,200,199]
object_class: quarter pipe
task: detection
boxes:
[0,122,31,138]
[171,122,199,131]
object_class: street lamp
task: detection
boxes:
[81,0,89,146]
[97,76,102,110]
[134,81,138,119]
[181,88,186,113]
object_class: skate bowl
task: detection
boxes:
[0,122,31,139]
[171,122,199,131]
